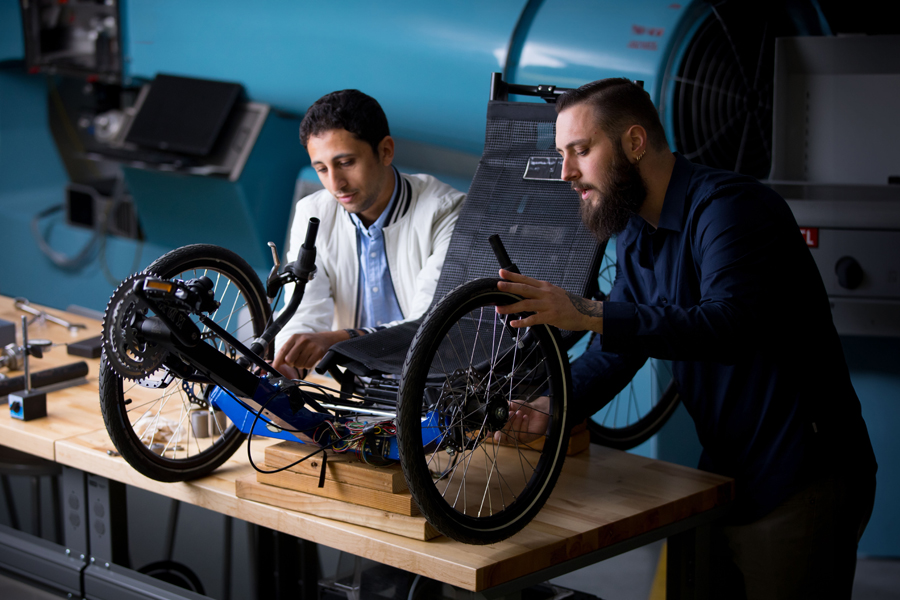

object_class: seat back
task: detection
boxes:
[433,100,601,318]
[320,98,603,377]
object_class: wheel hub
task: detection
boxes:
[436,367,512,446]
[485,395,509,430]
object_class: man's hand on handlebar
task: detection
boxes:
[272,330,353,373]
[496,269,604,333]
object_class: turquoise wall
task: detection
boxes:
[0,65,179,312]
[0,0,22,62]
[121,0,525,156]
[842,337,900,556]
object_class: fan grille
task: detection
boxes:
[671,12,774,178]
[669,3,827,179]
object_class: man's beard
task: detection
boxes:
[579,143,647,242]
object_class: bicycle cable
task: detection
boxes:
[214,385,356,476]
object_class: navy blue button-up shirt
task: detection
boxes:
[570,154,876,520]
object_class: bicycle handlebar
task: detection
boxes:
[251,218,320,357]
[489,234,520,275]
[303,217,319,249]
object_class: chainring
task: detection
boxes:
[102,273,168,380]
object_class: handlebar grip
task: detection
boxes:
[297,218,319,274]
[33,361,89,388]
[303,217,320,250]
[0,361,89,396]
[489,234,520,274]
[314,350,336,375]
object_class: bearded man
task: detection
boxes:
[495,78,876,600]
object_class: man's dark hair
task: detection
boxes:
[299,89,390,155]
[556,78,669,151]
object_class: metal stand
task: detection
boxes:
[8,317,47,421]
[64,467,211,600]
[320,551,363,600]
[667,524,712,600]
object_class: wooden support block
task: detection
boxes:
[492,423,591,455]
[257,468,420,516]
[566,428,591,455]
[265,441,407,493]
[525,425,589,455]
[236,475,440,541]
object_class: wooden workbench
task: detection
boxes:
[0,296,105,461]
[0,295,734,595]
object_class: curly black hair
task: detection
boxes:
[299,89,390,155]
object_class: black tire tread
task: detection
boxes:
[397,277,570,544]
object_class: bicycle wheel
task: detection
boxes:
[99,245,270,482]
[398,278,570,545]
[585,246,681,450]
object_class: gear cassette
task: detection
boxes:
[102,273,168,380]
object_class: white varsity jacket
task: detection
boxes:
[274,171,465,349]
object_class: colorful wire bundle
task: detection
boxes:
[314,419,397,465]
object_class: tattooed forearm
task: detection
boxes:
[566,292,603,318]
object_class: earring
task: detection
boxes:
[635,150,646,163]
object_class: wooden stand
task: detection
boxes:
[265,442,407,493]
[236,442,437,539]
[236,413,593,541]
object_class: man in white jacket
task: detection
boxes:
[273,90,466,376]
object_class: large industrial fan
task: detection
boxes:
[664,0,831,179]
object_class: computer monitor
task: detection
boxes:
[125,74,243,157]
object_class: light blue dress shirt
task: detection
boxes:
[349,167,405,330]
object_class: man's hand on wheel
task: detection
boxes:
[496,269,604,333]
[493,395,551,446]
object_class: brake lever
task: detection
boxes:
[266,242,284,301]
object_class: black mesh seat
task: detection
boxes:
[318,98,603,378]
